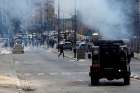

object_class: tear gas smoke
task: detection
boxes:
[0,0,48,35]
[56,0,135,40]
[77,0,134,40]
[0,0,135,40]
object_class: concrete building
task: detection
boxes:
[130,0,140,52]
[29,0,55,33]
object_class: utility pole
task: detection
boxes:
[41,0,45,33]
[41,0,48,46]
[135,0,140,53]
[74,0,77,58]
[57,0,60,51]
[62,14,66,40]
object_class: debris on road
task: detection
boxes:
[0,75,17,88]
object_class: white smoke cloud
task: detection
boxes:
[0,0,31,20]
[55,0,134,40]
[0,0,47,31]
[0,0,134,40]
[78,0,134,40]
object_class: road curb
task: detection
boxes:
[130,74,140,80]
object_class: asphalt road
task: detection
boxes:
[1,47,140,93]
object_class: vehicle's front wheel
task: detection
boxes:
[91,76,99,86]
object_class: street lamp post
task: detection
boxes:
[74,0,77,58]
[41,0,45,33]
[134,0,140,53]
[57,0,60,51]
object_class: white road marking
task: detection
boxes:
[77,79,84,82]
[61,72,71,75]
[69,59,76,62]
[49,73,58,75]
[24,73,31,76]
[38,73,45,76]
[49,72,88,76]
[78,59,86,62]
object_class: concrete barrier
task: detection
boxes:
[134,53,140,60]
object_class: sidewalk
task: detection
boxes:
[0,54,18,93]
[0,49,33,93]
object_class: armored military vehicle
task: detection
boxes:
[12,38,24,54]
[89,40,133,85]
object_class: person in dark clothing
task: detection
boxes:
[58,44,64,57]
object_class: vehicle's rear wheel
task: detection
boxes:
[124,76,130,85]
[124,65,130,85]
[91,76,99,86]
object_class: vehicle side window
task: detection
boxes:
[80,44,84,48]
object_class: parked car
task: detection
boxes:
[56,41,72,50]
[63,42,73,50]
[76,42,93,52]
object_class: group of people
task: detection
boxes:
[47,39,56,48]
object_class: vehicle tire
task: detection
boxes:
[124,76,130,85]
[91,76,99,86]
[88,53,92,59]
[124,65,130,85]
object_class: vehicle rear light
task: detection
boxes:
[91,64,101,73]
[92,64,100,68]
